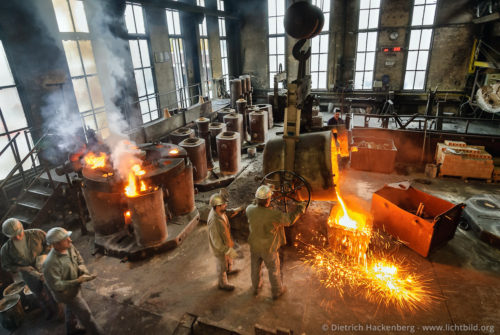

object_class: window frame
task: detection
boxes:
[310,0,331,91]
[268,0,286,89]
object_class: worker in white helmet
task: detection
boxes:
[42,227,103,335]
[246,185,306,299]
[207,190,244,291]
[0,218,60,319]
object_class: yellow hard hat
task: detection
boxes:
[255,185,272,199]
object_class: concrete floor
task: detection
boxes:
[9,139,500,335]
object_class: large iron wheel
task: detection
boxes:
[260,170,311,213]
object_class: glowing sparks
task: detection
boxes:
[83,152,107,169]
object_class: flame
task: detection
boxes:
[124,210,131,217]
[83,152,107,169]
[328,190,367,230]
[169,148,179,155]
[124,164,147,197]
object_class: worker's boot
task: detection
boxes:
[272,286,287,300]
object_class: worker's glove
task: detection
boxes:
[77,274,97,283]
[225,248,238,259]
[229,206,245,218]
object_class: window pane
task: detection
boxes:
[124,4,136,34]
[423,4,436,25]
[408,30,421,50]
[72,78,91,112]
[276,0,285,15]
[70,0,89,33]
[415,0,425,4]
[404,71,415,89]
[363,71,373,89]
[416,51,429,70]
[84,114,97,130]
[79,40,96,75]
[87,76,104,108]
[144,68,155,95]
[139,39,151,67]
[0,42,15,86]
[277,37,285,55]
[62,40,84,77]
[357,33,367,52]
[311,36,320,52]
[277,55,285,71]
[139,99,149,114]
[354,72,364,89]
[414,71,426,89]
[368,9,379,29]
[371,0,381,8]
[269,37,276,55]
[276,16,285,34]
[0,135,16,179]
[150,109,159,121]
[406,51,418,70]
[366,32,377,51]
[268,0,276,16]
[166,11,174,35]
[318,72,327,89]
[142,112,151,124]
[311,72,318,89]
[0,88,27,131]
[358,9,368,29]
[133,5,146,34]
[320,34,329,53]
[356,52,366,71]
[268,55,276,72]
[95,111,108,131]
[174,12,181,35]
[365,52,375,71]
[52,0,73,32]
[129,40,141,69]
[420,29,433,49]
[323,13,330,32]
[319,54,328,71]
[134,69,146,97]
[360,0,370,9]
[311,54,319,72]
[148,96,158,111]
[412,6,424,26]
[268,17,277,35]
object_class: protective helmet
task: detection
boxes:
[46,227,72,245]
[2,218,23,238]
[255,185,272,199]
[209,193,227,207]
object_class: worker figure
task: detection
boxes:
[43,227,103,335]
[327,111,344,126]
[246,185,306,300]
[207,191,243,291]
[1,218,60,319]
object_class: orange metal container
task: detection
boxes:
[371,183,464,257]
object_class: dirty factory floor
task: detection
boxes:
[9,148,500,335]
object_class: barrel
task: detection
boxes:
[256,103,273,129]
[195,117,210,134]
[216,131,241,175]
[263,131,339,201]
[163,161,196,216]
[82,188,125,235]
[170,127,195,145]
[217,107,235,123]
[208,122,227,157]
[0,294,24,331]
[127,187,167,247]
[249,110,268,143]
[179,137,208,183]
[223,113,244,146]
[230,79,243,108]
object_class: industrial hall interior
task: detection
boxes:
[0,0,499,334]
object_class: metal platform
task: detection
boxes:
[94,209,200,261]
[462,194,500,249]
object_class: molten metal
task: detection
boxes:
[125,164,148,198]
[83,152,107,169]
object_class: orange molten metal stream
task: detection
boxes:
[124,164,147,197]
[83,152,107,169]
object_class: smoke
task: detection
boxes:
[110,139,142,180]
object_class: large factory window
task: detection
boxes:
[166,9,190,109]
[199,17,213,99]
[403,0,437,90]
[0,41,34,180]
[310,0,331,90]
[218,0,230,94]
[354,0,380,90]
[268,0,286,88]
[52,0,109,138]
[125,3,159,124]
